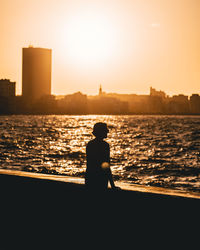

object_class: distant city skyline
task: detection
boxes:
[1,77,200,115]
[0,0,200,96]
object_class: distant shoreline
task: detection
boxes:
[1,113,200,116]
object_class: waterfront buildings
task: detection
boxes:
[0,79,16,113]
[1,45,200,114]
[0,79,16,97]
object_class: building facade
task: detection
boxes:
[0,79,16,97]
[190,94,200,114]
[22,46,52,100]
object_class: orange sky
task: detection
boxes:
[0,0,200,96]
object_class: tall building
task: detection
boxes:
[0,79,16,97]
[22,46,52,100]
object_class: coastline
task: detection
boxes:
[1,113,200,116]
[1,169,200,201]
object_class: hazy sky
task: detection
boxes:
[1,0,200,96]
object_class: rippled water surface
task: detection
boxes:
[1,115,200,193]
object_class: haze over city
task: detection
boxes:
[1,0,200,96]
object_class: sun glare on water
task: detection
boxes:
[60,11,118,67]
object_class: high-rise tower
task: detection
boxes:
[22,46,52,100]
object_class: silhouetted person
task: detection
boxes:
[85,122,117,191]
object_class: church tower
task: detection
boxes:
[99,84,102,96]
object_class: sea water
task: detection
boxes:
[0,115,200,193]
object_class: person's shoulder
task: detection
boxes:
[87,139,109,147]
[86,139,96,147]
[103,140,110,148]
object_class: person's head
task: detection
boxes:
[92,122,109,139]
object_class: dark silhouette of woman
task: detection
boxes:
[85,122,117,191]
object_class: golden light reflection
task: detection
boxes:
[101,162,109,169]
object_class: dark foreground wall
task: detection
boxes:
[1,172,200,209]
[1,172,200,248]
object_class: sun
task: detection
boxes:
[60,11,118,67]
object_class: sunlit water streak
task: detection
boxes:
[0,115,200,193]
